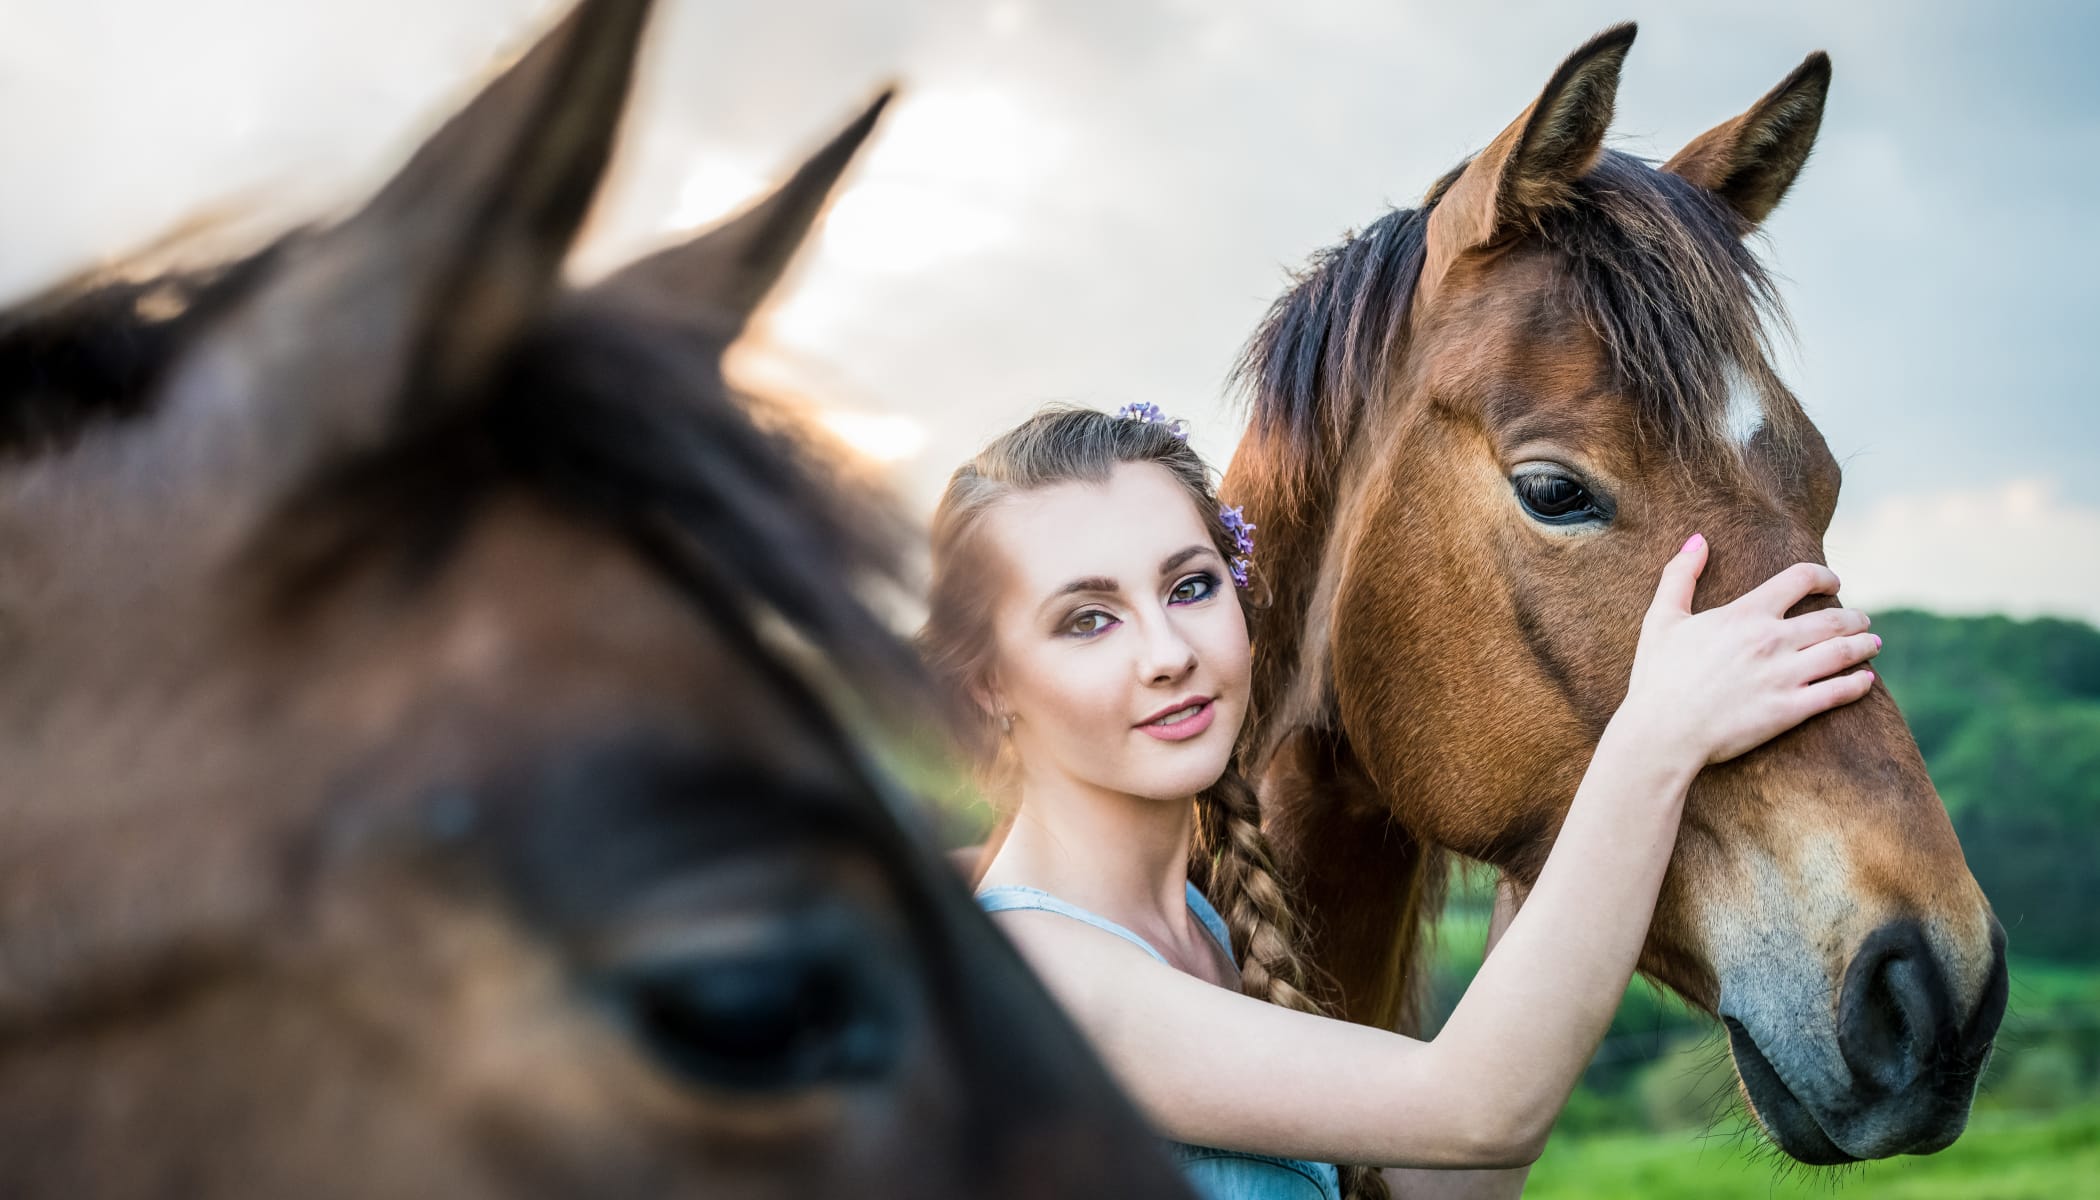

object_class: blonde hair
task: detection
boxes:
[918,404,1386,1200]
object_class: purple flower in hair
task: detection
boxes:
[1114,401,1190,441]
[1218,503,1256,589]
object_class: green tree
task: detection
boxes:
[1871,610,2100,962]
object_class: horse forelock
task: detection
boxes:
[1236,149,1798,493]
[1535,151,1802,464]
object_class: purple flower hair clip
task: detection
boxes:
[1218,503,1256,589]
[1113,403,1252,588]
[1114,401,1190,442]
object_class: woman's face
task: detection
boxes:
[980,460,1250,802]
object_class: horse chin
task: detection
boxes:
[1722,1017,1860,1166]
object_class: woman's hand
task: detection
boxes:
[1619,532,1879,767]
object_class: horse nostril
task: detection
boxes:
[1838,921,1947,1093]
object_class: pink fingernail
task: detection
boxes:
[1681,533,1703,553]
[1872,634,1882,649]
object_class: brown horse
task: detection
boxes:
[0,2,1191,1196]
[1224,23,2007,1167]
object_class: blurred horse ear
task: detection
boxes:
[1417,23,1635,316]
[1663,52,1830,228]
[591,89,893,333]
[141,0,651,514]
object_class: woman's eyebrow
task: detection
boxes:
[1038,575,1120,619]
[1159,544,1211,575]
[1034,545,1212,620]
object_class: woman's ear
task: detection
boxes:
[968,677,1005,725]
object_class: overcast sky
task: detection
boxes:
[4,0,2093,621]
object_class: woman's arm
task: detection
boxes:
[1380,878,1531,1196]
[993,536,1880,1168]
[996,712,1692,1167]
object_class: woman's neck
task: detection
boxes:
[987,766,1195,931]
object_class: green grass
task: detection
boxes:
[1524,1103,2100,1198]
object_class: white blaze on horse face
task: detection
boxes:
[1723,361,1767,451]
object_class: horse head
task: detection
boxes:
[0,2,1188,1195]
[1228,22,2006,1166]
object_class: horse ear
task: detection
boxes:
[1418,23,1635,315]
[592,89,893,333]
[137,0,649,517]
[1662,52,1831,228]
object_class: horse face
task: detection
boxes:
[0,501,1177,1198]
[1321,27,2004,1164]
[0,2,1189,1195]
[1379,248,2004,1163]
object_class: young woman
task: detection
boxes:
[918,406,1881,1200]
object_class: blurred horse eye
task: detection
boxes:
[606,946,903,1093]
[1513,472,1604,524]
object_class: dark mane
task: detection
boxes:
[1234,196,1434,500]
[0,246,286,460]
[1236,149,1796,492]
[0,257,924,708]
[284,293,925,704]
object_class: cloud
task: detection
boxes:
[1825,477,2100,626]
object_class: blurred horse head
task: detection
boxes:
[0,2,1190,1196]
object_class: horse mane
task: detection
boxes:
[0,249,926,706]
[0,247,287,461]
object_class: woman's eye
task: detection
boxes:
[1169,573,1218,604]
[1513,472,1606,524]
[1065,611,1114,637]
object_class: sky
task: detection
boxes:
[3,0,2094,622]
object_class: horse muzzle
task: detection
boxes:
[1719,918,2009,1163]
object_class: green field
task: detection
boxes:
[1525,1104,2100,1198]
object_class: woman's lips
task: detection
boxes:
[1137,699,1215,742]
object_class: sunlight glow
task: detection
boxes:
[815,87,1066,275]
[665,155,771,231]
[817,411,928,464]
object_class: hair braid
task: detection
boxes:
[1194,769,1392,1200]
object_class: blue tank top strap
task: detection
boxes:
[973,881,1239,968]
[973,884,1170,965]
[1183,880,1236,964]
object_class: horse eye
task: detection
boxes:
[603,945,903,1093]
[1513,472,1604,524]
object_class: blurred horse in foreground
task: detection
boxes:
[0,1,1189,1195]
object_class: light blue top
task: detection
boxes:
[976,880,1344,1200]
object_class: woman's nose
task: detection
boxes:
[1136,613,1198,683]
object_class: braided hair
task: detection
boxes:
[917,404,1388,1200]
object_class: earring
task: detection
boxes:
[998,712,1013,733]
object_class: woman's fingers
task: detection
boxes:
[1781,605,1872,651]
[1741,561,1841,617]
[1646,532,1709,622]
[1792,664,1877,720]
[1796,631,1881,681]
